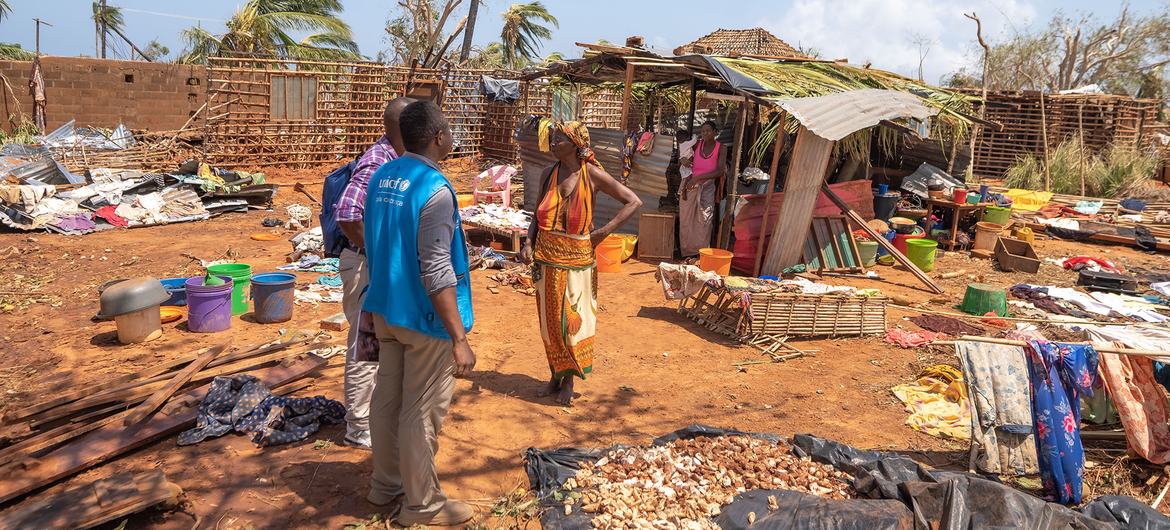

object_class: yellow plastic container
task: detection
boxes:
[613,233,638,262]
[457,193,475,208]
[595,235,624,273]
[1014,226,1035,244]
[698,248,733,276]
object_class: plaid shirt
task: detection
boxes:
[334,136,398,223]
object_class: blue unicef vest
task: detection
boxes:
[362,156,473,339]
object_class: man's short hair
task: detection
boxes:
[400,101,447,153]
[383,96,415,123]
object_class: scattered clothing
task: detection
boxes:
[479,75,520,102]
[317,275,343,287]
[93,205,128,227]
[295,283,343,305]
[909,315,984,336]
[890,365,970,440]
[885,328,945,348]
[278,255,340,273]
[178,375,345,447]
[658,263,720,300]
[1073,200,1104,215]
[461,203,531,231]
[957,341,1039,476]
[52,213,96,232]
[1061,256,1122,274]
[1025,341,1097,504]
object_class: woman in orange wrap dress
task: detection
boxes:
[519,122,642,405]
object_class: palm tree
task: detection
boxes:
[464,41,505,68]
[0,0,10,22]
[499,2,558,69]
[179,0,359,64]
[93,1,126,57]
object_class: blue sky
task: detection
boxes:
[1,0,1164,83]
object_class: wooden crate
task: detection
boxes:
[638,212,676,259]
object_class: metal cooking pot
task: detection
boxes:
[96,277,170,319]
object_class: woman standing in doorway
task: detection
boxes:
[679,120,726,258]
[519,122,642,405]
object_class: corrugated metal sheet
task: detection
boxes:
[772,89,937,141]
[516,125,670,233]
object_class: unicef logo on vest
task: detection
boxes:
[379,177,413,192]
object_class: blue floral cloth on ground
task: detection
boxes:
[178,375,345,447]
[1026,340,1099,504]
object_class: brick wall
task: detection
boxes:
[0,56,206,133]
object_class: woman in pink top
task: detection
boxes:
[679,120,726,257]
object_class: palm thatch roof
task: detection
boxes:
[673,28,806,59]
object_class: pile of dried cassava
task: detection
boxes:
[562,435,854,529]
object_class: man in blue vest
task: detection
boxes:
[361,100,476,525]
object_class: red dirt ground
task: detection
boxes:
[0,167,1166,529]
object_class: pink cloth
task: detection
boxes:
[1097,350,1170,463]
[885,328,946,348]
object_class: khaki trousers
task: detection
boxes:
[368,315,456,523]
[340,248,377,437]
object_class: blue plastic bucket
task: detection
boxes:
[160,277,188,306]
[251,272,297,324]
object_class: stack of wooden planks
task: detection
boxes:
[0,331,332,508]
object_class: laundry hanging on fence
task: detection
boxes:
[1025,340,1098,505]
[956,341,1039,476]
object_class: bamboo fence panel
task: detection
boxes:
[968,91,1162,180]
[679,287,888,342]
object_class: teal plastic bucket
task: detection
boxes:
[251,272,296,323]
[207,263,253,316]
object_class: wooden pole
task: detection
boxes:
[946,335,1168,358]
[820,183,945,294]
[1039,93,1051,191]
[1078,101,1087,196]
[620,62,635,132]
[686,78,697,132]
[752,112,787,276]
[717,103,748,249]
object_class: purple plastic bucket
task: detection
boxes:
[251,272,296,324]
[185,276,233,333]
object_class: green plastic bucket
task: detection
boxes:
[984,205,1011,225]
[905,239,938,273]
[207,263,253,316]
[856,240,879,267]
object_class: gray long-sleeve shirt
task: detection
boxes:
[405,153,459,295]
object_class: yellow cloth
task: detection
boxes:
[538,118,552,152]
[891,364,971,440]
[1005,189,1053,212]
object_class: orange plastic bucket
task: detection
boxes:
[698,248,733,275]
[457,193,475,208]
[596,235,624,273]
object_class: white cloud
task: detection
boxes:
[761,0,1038,84]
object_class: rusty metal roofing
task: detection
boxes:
[771,89,938,141]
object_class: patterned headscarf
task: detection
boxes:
[555,121,599,166]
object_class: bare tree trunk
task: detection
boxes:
[460,0,479,63]
[964,12,990,182]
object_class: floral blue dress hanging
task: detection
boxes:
[1025,340,1099,504]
